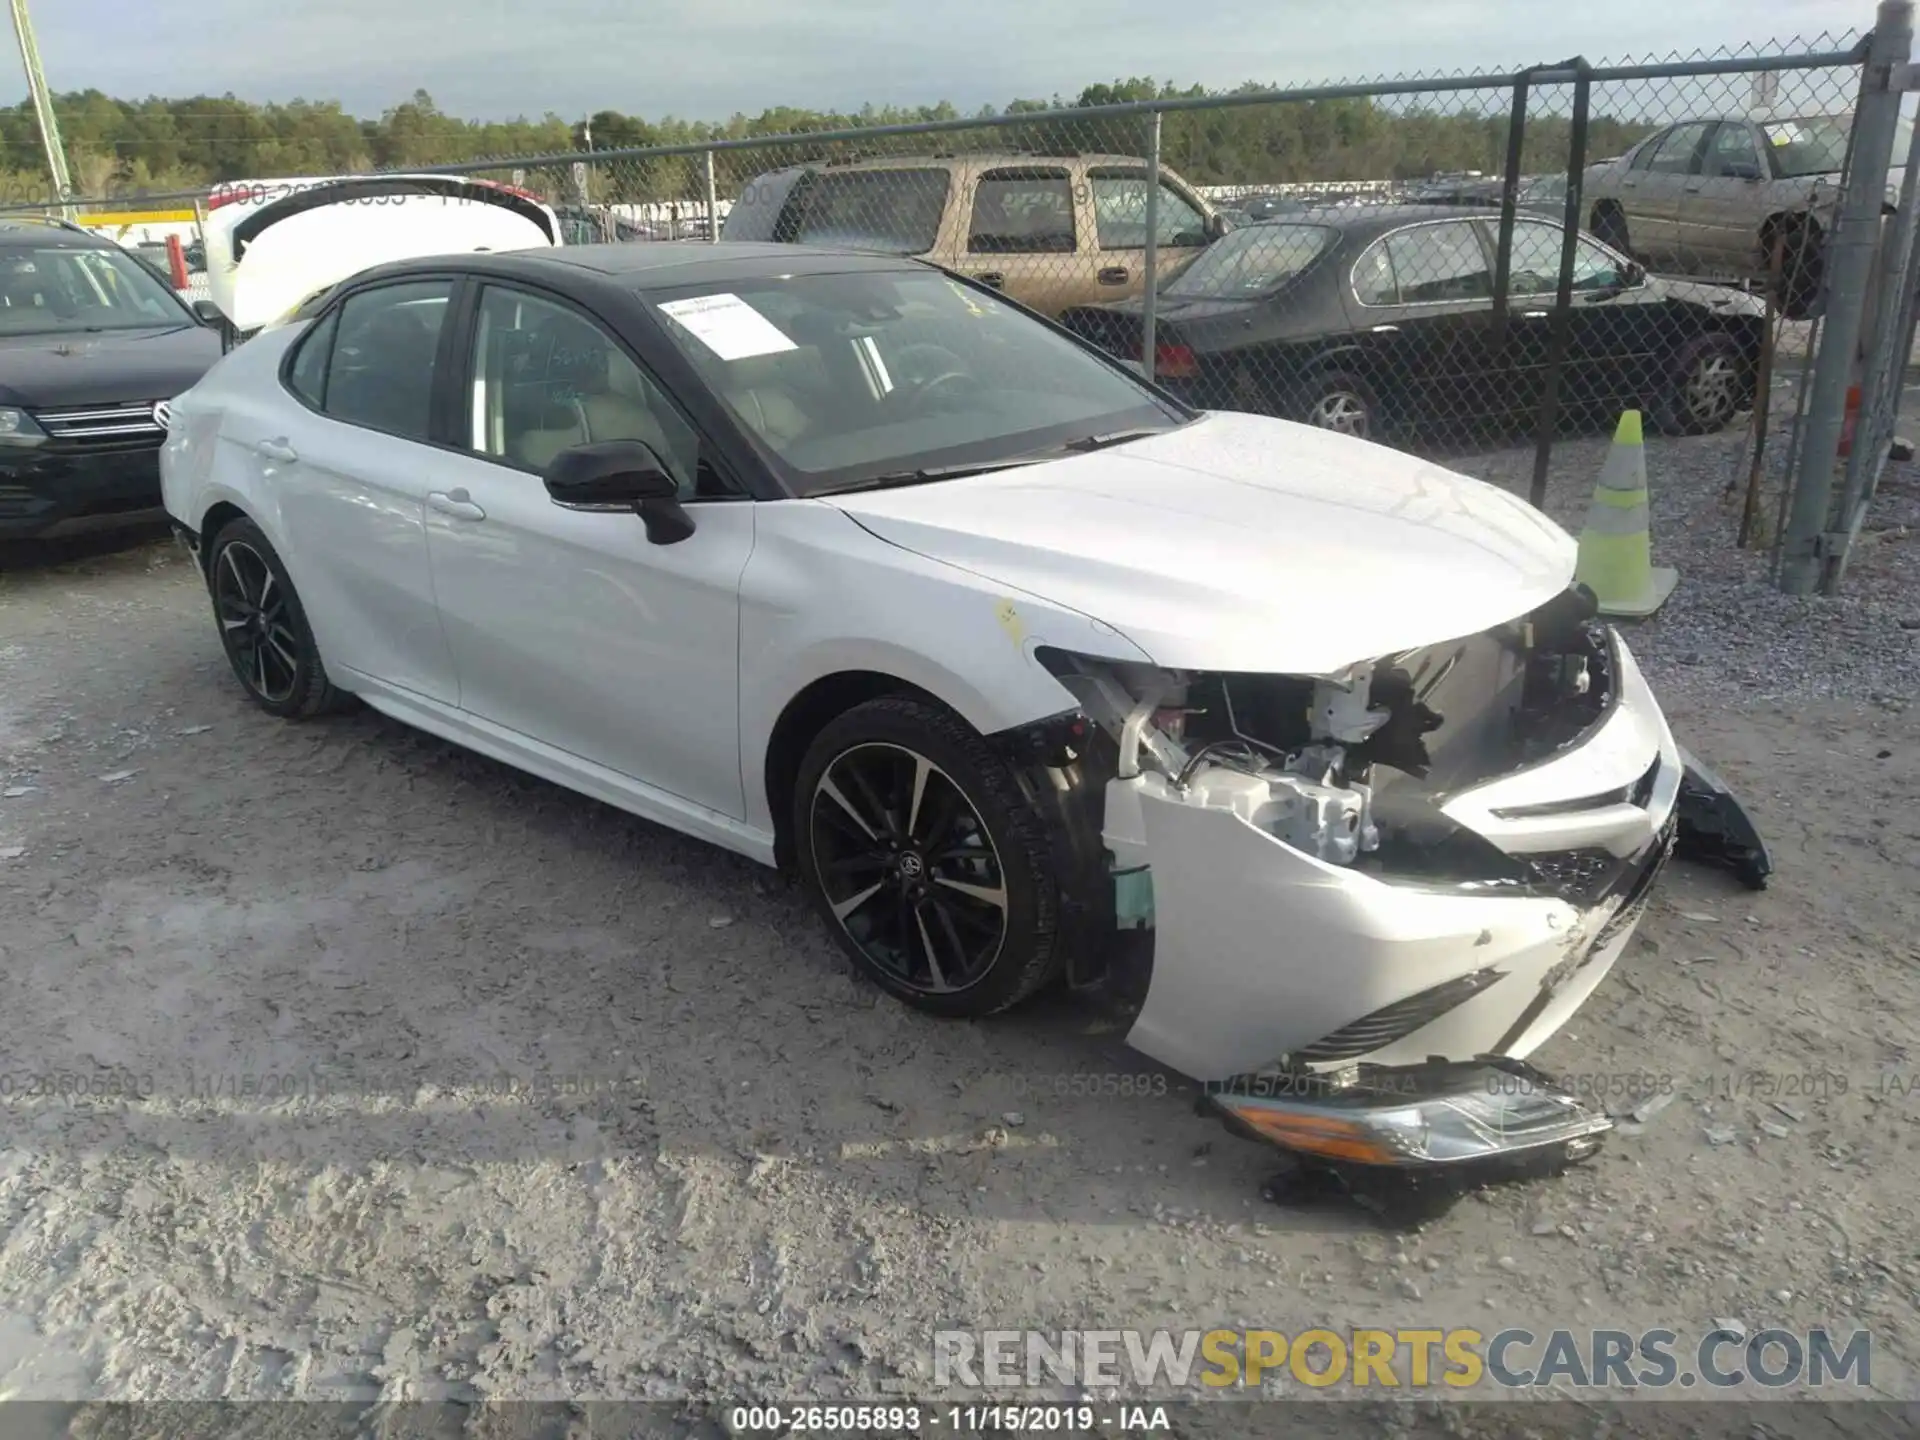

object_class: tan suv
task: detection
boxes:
[721,152,1227,316]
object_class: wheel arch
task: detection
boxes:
[196,499,251,575]
[762,669,949,870]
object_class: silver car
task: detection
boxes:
[1583,113,1910,316]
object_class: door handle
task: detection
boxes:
[975,272,1005,289]
[427,489,486,521]
[1369,323,1400,334]
[254,438,297,463]
[1097,266,1130,285]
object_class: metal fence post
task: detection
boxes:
[1829,79,1920,584]
[1529,62,1591,509]
[1779,0,1914,594]
[1489,73,1533,351]
[703,149,719,243]
[1141,110,1162,383]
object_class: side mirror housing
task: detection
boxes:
[543,439,695,544]
[1621,258,1647,287]
[190,299,224,326]
[1205,211,1232,240]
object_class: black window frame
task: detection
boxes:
[452,278,744,500]
[277,273,463,448]
[967,166,1078,256]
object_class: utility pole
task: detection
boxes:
[7,0,72,216]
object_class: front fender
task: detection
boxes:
[737,499,1154,836]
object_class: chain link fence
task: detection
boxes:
[4,11,1909,592]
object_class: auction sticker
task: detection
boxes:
[657,293,797,361]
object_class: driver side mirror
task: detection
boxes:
[1205,211,1232,240]
[190,299,223,326]
[544,439,695,545]
[1620,258,1647,287]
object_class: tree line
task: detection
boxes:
[0,79,1657,206]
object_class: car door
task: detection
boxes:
[1635,120,1717,270]
[947,165,1086,316]
[267,276,461,704]
[1085,167,1214,304]
[419,279,756,818]
[1686,121,1771,272]
[1344,219,1505,437]
[1492,218,1662,412]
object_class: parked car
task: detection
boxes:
[1405,173,1566,216]
[161,238,1689,1177]
[0,217,223,541]
[552,204,656,245]
[1058,205,1766,442]
[200,174,563,336]
[1584,112,1912,317]
[721,152,1228,316]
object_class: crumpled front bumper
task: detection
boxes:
[1114,634,1680,1099]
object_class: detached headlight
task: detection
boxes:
[0,406,46,443]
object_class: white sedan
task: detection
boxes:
[161,241,1683,1178]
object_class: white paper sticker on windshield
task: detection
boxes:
[657,292,797,361]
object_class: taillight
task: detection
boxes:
[1151,342,1198,379]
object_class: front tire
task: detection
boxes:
[205,517,348,718]
[793,694,1063,1018]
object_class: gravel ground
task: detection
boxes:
[0,419,1916,1433]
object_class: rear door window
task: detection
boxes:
[968,169,1077,254]
[787,169,951,253]
[1377,221,1492,305]
[319,280,455,442]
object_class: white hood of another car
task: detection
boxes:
[827,411,1576,675]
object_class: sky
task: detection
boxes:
[3,0,1884,122]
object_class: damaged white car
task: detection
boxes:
[160,242,1740,1182]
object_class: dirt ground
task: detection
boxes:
[0,421,1917,1431]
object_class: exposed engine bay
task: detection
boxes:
[1036,581,1625,905]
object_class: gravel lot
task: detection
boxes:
[0,415,1916,1432]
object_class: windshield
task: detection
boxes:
[1763,115,1914,177]
[0,244,193,334]
[647,267,1183,495]
[1164,223,1337,299]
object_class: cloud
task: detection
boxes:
[17,0,1874,121]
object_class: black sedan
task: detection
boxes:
[1058,205,1766,443]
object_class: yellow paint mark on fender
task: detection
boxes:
[995,599,1026,646]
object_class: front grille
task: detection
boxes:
[30,403,165,449]
[0,482,38,518]
[1297,967,1507,1063]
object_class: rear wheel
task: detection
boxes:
[206,517,349,718]
[1652,332,1752,435]
[1590,202,1632,256]
[793,695,1063,1018]
[1299,370,1380,441]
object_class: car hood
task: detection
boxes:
[0,323,223,408]
[825,410,1577,675]
[1652,275,1769,317]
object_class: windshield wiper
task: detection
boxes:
[815,457,1046,495]
[1057,429,1162,453]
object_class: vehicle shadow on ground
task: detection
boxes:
[0,524,172,576]
[3,641,1398,1234]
